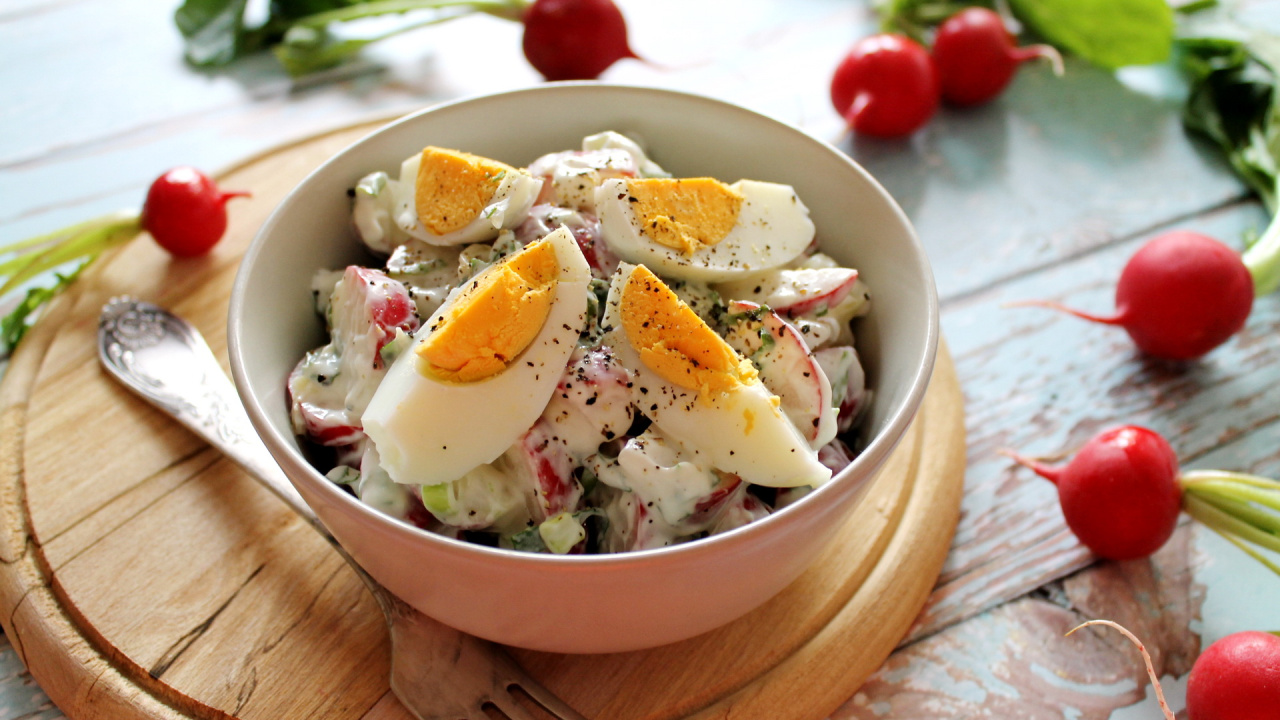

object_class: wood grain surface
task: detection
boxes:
[0,120,965,720]
[8,1,1280,718]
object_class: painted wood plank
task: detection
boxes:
[837,518,1280,719]
[1,0,1257,305]
[0,0,853,171]
[4,0,1280,718]
[0,639,61,720]
[836,525,1205,719]
[0,0,868,307]
[846,60,1248,301]
[914,200,1280,640]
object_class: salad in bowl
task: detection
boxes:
[288,131,873,555]
[230,84,937,653]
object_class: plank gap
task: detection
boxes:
[938,193,1257,310]
[39,446,219,560]
[150,564,266,681]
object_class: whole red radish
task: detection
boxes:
[1,165,248,349]
[1186,630,1280,720]
[141,167,249,257]
[931,7,1062,107]
[522,0,637,81]
[1020,231,1254,360]
[830,34,939,138]
[1006,425,1182,560]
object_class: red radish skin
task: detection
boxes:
[1018,231,1255,360]
[522,0,637,81]
[1186,631,1280,720]
[830,34,939,138]
[1005,425,1182,561]
[141,167,249,257]
[932,7,1063,107]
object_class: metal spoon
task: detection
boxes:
[97,297,586,720]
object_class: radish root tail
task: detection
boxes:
[1013,44,1064,76]
[998,448,1064,484]
[1003,298,1124,326]
[1066,620,1175,720]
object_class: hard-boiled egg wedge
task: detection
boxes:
[363,227,591,486]
[594,177,816,282]
[603,263,832,488]
[393,146,542,246]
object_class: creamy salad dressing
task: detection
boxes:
[421,458,534,533]
[288,132,873,554]
[528,148,639,211]
[356,445,414,518]
[541,346,636,460]
[385,241,460,319]
[289,266,415,447]
[593,427,722,524]
[352,172,403,253]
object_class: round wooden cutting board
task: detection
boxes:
[0,118,965,720]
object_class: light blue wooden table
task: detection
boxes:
[2,0,1279,717]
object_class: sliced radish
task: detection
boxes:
[688,473,743,522]
[509,418,582,521]
[707,481,771,535]
[723,301,837,448]
[288,266,419,447]
[290,394,365,447]
[516,204,618,278]
[818,437,857,474]
[715,267,863,318]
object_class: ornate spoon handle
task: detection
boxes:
[97,298,587,720]
[97,297,317,527]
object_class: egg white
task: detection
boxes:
[581,131,668,178]
[362,227,591,486]
[392,152,543,246]
[602,264,831,488]
[594,178,816,282]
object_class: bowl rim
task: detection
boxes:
[228,81,940,569]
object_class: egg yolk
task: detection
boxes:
[417,239,559,382]
[621,265,757,397]
[415,147,517,235]
[625,178,744,255]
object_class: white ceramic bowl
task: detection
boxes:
[228,83,938,654]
